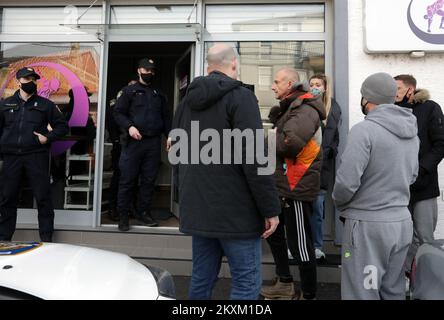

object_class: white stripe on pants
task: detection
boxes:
[294,200,310,262]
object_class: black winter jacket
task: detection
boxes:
[113,82,171,138]
[172,71,281,239]
[320,98,342,190]
[0,91,68,155]
[401,89,444,203]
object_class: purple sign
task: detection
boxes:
[408,0,444,44]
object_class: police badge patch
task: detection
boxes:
[0,242,42,256]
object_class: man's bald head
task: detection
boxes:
[272,68,300,101]
[276,68,300,83]
[206,43,238,79]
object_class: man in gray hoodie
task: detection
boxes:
[333,72,419,300]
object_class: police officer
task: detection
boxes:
[113,59,171,231]
[0,67,69,242]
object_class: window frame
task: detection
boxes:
[204,3,326,34]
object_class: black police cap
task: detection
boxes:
[137,58,157,70]
[16,67,41,80]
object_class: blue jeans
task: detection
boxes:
[189,235,262,300]
[311,193,325,249]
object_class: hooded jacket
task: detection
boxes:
[333,104,420,222]
[270,83,326,201]
[400,89,444,203]
[172,71,280,239]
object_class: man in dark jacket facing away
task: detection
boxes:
[394,74,444,277]
[261,68,326,300]
[170,43,280,300]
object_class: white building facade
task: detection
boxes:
[348,0,444,239]
[0,0,443,245]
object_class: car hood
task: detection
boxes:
[0,243,159,300]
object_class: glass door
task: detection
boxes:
[171,44,195,218]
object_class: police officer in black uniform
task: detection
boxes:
[0,67,69,242]
[114,59,171,231]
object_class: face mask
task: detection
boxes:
[395,89,412,107]
[140,73,154,85]
[310,88,324,96]
[361,97,369,115]
[20,81,37,95]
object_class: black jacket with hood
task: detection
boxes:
[172,71,280,239]
[400,89,444,203]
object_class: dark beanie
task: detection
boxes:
[360,72,397,105]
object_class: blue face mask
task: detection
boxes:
[310,88,324,96]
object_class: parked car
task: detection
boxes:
[411,239,444,300]
[0,242,175,300]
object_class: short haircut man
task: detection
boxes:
[394,73,444,277]
[261,67,326,300]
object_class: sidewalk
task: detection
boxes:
[173,276,341,300]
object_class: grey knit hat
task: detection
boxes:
[360,72,397,105]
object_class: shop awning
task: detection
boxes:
[60,23,204,41]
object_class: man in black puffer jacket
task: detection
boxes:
[170,43,280,300]
[395,74,444,276]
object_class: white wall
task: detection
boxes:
[348,0,444,239]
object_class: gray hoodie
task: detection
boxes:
[332,104,419,222]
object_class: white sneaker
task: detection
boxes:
[405,276,411,299]
[315,248,326,260]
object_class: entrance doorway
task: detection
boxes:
[101,41,194,228]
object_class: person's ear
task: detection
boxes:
[288,81,293,90]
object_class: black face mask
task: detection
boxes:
[395,90,412,108]
[21,81,37,95]
[140,73,154,85]
[361,97,369,115]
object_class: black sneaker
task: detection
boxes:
[118,214,130,232]
[138,214,159,227]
